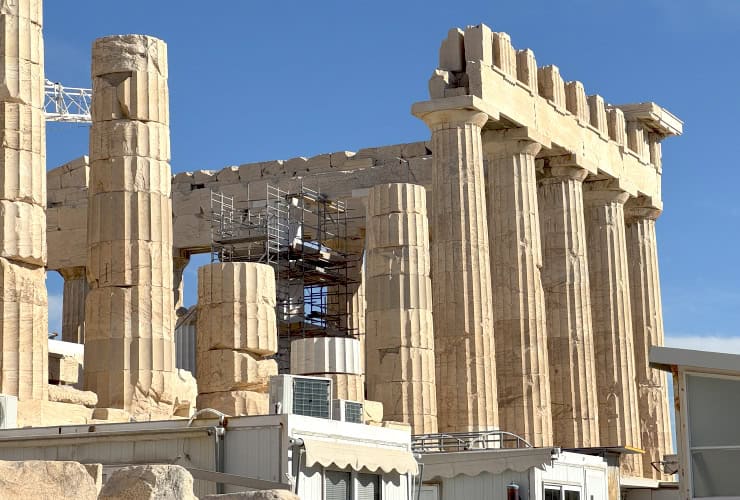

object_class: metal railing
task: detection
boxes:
[412,430,532,454]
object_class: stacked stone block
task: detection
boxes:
[0,0,48,401]
[84,35,177,415]
[365,183,438,434]
[196,263,277,416]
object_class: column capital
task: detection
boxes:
[482,128,545,157]
[538,155,590,184]
[58,266,87,281]
[625,196,663,222]
[173,255,190,271]
[417,108,489,130]
[583,179,630,205]
[412,95,499,129]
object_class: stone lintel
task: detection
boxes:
[482,127,551,152]
[459,51,665,202]
[411,95,499,125]
[612,102,682,138]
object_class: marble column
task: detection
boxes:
[196,262,277,416]
[538,160,600,447]
[417,109,498,432]
[84,35,177,416]
[365,183,438,434]
[626,200,673,479]
[0,0,48,401]
[484,133,552,446]
[59,267,88,344]
[584,181,642,476]
[173,255,189,311]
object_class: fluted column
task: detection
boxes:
[173,255,188,311]
[484,133,552,446]
[0,0,48,401]
[196,262,277,416]
[366,183,438,434]
[84,35,177,416]
[416,109,498,432]
[584,181,642,476]
[538,161,600,447]
[626,201,673,479]
[59,267,88,344]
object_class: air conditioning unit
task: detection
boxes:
[269,375,333,419]
[0,394,18,429]
[332,399,364,424]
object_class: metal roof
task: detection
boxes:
[649,346,740,374]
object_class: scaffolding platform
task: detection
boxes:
[209,183,363,372]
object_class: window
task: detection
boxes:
[545,485,581,500]
[325,470,384,500]
[686,373,740,497]
[545,487,561,500]
[357,473,380,500]
[326,470,351,500]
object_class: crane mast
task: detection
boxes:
[44,79,92,123]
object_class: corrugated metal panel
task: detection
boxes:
[0,428,217,497]
[297,464,323,499]
[382,471,411,500]
[435,470,531,500]
[175,306,197,375]
[223,425,284,485]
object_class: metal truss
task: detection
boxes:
[44,79,92,123]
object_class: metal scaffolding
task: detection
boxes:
[210,184,362,371]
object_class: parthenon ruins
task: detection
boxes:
[2,0,681,485]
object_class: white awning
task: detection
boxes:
[420,448,558,479]
[302,438,419,475]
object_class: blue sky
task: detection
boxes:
[43,0,740,355]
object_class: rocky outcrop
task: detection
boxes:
[0,460,98,500]
[98,464,196,500]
